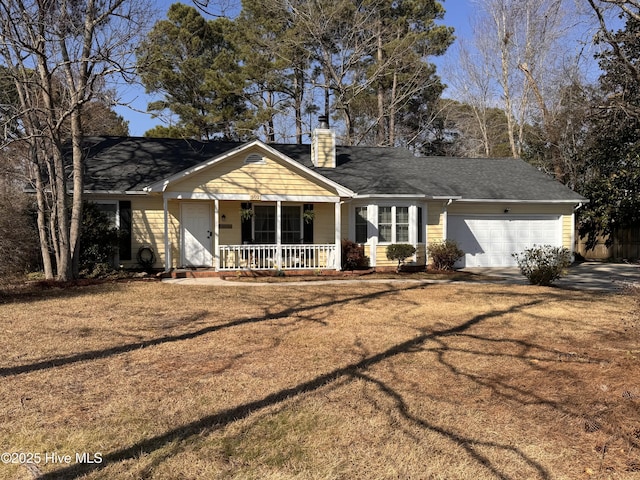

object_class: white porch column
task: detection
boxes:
[334,201,342,270]
[163,196,170,272]
[369,204,377,267]
[276,200,282,269]
[214,199,220,270]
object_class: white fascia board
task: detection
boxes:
[82,190,150,195]
[454,198,586,204]
[353,194,428,199]
[163,192,341,202]
[30,188,149,196]
[431,195,463,201]
[144,139,355,198]
[353,194,465,200]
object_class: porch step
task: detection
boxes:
[169,269,223,279]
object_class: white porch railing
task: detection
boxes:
[219,244,337,270]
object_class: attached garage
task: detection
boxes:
[448,214,563,268]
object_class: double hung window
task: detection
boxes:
[378,206,409,243]
[252,205,303,244]
[355,207,368,243]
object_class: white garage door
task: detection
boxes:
[448,215,562,268]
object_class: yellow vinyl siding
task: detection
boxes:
[375,245,396,268]
[125,196,171,269]
[363,244,372,261]
[562,215,573,249]
[167,151,336,197]
[218,201,243,246]
[426,202,445,243]
[314,203,336,244]
[375,244,425,268]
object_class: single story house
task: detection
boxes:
[77,124,586,272]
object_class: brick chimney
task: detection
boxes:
[311,114,336,168]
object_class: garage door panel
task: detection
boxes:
[448,215,562,268]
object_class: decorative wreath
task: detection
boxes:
[136,245,156,271]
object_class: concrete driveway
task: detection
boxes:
[464,261,639,292]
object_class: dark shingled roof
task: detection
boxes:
[79,136,585,202]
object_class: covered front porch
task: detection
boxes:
[162,196,343,272]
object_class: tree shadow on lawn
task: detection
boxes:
[0,283,422,378]
[40,295,560,480]
[0,279,142,305]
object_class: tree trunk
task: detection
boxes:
[69,109,84,279]
[389,70,398,146]
[33,154,54,279]
[499,12,518,159]
[376,21,385,146]
[294,66,304,144]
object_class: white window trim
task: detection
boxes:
[377,205,412,245]
[92,200,120,228]
[91,200,121,265]
[251,203,305,244]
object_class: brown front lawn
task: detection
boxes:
[0,281,638,479]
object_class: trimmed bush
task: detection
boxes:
[512,245,572,286]
[342,239,370,271]
[386,243,416,271]
[427,240,464,271]
[79,202,120,274]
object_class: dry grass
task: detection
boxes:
[0,280,638,479]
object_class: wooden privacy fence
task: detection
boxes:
[576,227,640,260]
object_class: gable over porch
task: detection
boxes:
[144,140,352,272]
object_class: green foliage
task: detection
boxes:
[577,13,640,248]
[386,243,416,271]
[82,101,129,136]
[79,203,119,273]
[342,240,370,271]
[0,190,39,278]
[136,3,249,140]
[512,245,572,286]
[427,240,463,271]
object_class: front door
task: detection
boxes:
[181,203,213,267]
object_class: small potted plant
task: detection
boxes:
[239,207,254,221]
[303,208,315,224]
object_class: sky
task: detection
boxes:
[115,0,473,137]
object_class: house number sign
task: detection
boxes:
[250,194,261,201]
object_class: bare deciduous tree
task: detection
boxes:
[0,0,151,280]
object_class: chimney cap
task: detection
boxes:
[318,115,329,129]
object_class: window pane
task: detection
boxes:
[282,206,301,244]
[379,224,392,243]
[396,206,409,242]
[396,207,408,224]
[96,203,117,227]
[378,206,392,224]
[254,205,275,244]
[355,207,367,243]
[378,207,392,243]
[396,225,409,242]
[417,207,423,243]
